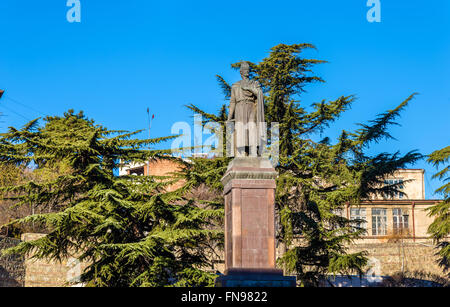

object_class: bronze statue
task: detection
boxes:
[227,62,265,157]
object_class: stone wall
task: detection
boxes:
[0,236,25,287]
[21,233,86,287]
[1,234,85,287]
[347,240,446,277]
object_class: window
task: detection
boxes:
[128,166,145,176]
[372,208,387,236]
[350,208,367,230]
[393,208,409,234]
[384,179,405,199]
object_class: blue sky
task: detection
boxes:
[0,1,448,198]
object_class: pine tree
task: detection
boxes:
[185,43,422,286]
[427,146,450,276]
[0,110,222,287]
[0,163,31,237]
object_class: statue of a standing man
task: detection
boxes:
[227,62,265,157]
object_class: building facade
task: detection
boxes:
[119,158,185,192]
[346,169,438,243]
[343,169,447,279]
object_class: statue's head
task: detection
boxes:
[240,61,250,79]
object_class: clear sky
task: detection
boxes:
[0,1,448,199]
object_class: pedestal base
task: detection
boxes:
[215,269,296,287]
[219,158,295,287]
[222,158,278,270]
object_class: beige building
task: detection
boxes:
[343,169,447,279]
[346,169,438,243]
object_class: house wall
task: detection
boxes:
[347,168,440,242]
[120,158,185,192]
[346,201,438,243]
[414,203,436,238]
[392,169,425,200]
[369,169,425,200]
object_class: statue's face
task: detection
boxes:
[240,67,249,79]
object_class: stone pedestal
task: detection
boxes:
[215,157,296,287]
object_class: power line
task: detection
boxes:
[4,96,46,116]
[0,90,45,128]
[0,103,32,122]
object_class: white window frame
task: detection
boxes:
[393,208,409,234]
[372,208,387,236]
[350,208,367,230]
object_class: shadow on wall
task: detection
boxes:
[0,266,24,287]
[0,236,25,287]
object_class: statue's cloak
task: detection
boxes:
[230,80,266,153]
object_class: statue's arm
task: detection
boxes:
[243,81,262,96]
[228,86,236,121]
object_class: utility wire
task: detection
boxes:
[0,103,32,122]
[0,92,46,129]
[4,96,46,116]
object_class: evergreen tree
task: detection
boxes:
[185,43,422,286]
[427,146,450,277]
[0,110,222,287]
[0,163,32,236]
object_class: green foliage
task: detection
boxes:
[0,110,222,287]
[427,146,450,276]
[188,43,421,286]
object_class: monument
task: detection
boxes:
[215,62,296,287]
[227,61,265,157]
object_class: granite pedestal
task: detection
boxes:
[215,157,296,287]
